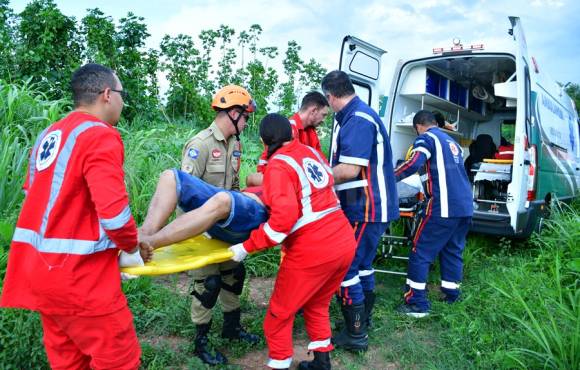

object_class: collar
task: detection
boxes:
[335,96,360,125]
[209,121,227,142]
[290,112,304,130]
[273,138,300,157]
[70,111,112,128]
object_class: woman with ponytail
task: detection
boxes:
[228,113,356,370]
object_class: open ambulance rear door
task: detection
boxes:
[331,36,387,164]
[507,16,533,233]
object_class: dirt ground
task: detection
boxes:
[151,274,400,370]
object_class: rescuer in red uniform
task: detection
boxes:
[246,91,329,187]
[0,63,150,370]
[228,113,356,370]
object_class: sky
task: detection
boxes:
[9,0,580,96]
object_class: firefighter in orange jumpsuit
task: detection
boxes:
[0,64,149,370]
[228,113,356,370]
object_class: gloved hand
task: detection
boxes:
[119,248,145,267]
[229,243,249,262]
[119,248,144,280]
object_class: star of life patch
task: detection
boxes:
[36,130,62,171]
[302,157,329,189]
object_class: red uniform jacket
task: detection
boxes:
[244,140,355,268]
[0,112,138,316]
[495,144,514,160]
[256,113,324,173]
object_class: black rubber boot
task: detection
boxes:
[194,322,228,366]
[363,290,376,328]
[332,303,368,352]
[298,351,331,370]
[221,308,259,345]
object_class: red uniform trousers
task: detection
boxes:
[40,305,140,370]
[264,251,353,368]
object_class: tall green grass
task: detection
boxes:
[1,79,578,369]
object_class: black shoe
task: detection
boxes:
[221,308,260,345]
[332,303,368,352]
[396,304,430,318]
[363,290,376,328]
[194,323,228,366]
[298,351,331,370]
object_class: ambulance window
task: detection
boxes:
[525,66,531,125]
[501,120,516,143]
[353,83,371,106]
[349,51,380,80]
[524,65,531,141]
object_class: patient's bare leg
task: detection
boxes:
[142,192,232,249]
[140,169,179,236]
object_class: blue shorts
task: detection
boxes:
[173,169,268,244]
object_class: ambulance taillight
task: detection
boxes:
[526,144,537,201]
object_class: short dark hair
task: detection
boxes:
[413,110,436,128]
[70,63,117,107]
[432,111,445,128]
[321,70,355,98]
[300,91,329,111]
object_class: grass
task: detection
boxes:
[0,80,578,369]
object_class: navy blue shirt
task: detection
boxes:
[331,96,399,223]
[395,127,473,218]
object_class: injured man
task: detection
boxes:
[138,169,268,250]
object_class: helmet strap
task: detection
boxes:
[226,108,242,142]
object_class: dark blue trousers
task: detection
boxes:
[404,216,471,310]
[339,222,389,305]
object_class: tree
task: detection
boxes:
[114,12,160,120]
[0,0,17,82]
[565,83,580,112]
[160,33,213,124]
[16,0,82,99]
[81,8,117,66]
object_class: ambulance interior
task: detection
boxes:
[389,55,517,215]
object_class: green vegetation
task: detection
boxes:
[0,0,326,123]
[0,1,578,368]
[0,77,578,370]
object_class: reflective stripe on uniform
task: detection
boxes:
[13,227,115,255]
[426,132,448,218]
[441,280,460,290]
[272,153,340,233]
[335,179,368,191]
[412,146,431,159]
[100,205,132,230]
[291,206,341,233]
[406,278,426,290]
[20,121,121,255]
[267,357,292,369]
[359,269,374,277]
[338,155,369,166]
[264,222,287,243]
[308,338,331,350]
[355,111,388,222]
[41,122,107,235]
[341,275,360,287]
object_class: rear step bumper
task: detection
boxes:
[470,200,544,238]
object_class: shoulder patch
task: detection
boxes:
[188,148,199,159]
[302,158,329,189]
[448,141,460,156]
[36,130,62,171]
